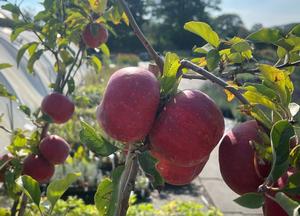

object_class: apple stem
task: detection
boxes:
[180,60,273,129]
[115,144,139,216]
[118,0,164,73]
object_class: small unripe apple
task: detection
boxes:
[219,120,270,195]
[82,23,108,48]
[97,67,160,143]
[23,154,55,183]
[39,135,70,165]
[150,90,224,167]
[41,92,75,124]
[156,156,209,186]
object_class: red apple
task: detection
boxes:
[150,90,224,167]
[39,135,70,165]
[23,155,55,183]
[82,23,108,48]
[97,67,160,143]
[41,92,75,124]
[156,156,209,186]
[219,120,270,195]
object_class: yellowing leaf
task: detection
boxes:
[243,91,277,110]
[259,64,293,105]
[89,0,107,14]
[191,57,207,67]
[224,81,239,102]
[122,12,129,26]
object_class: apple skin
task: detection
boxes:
[39,135,70,165]
[156,156,209,186]
[150,90,224,167]
[41,92,75,124]
[23,155,55,183]
[82,23,108,48]
[218,120,270,195]
[97,67,160,143]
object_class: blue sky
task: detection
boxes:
[3,0,300,29]
[214,0,300,28]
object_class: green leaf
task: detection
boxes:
[268,120,294,182]
[231,41,252,53]
[248,28,282,44]
[17,42,38,67]
[1,3,20,17]
[275,192,300,216]
[99,43,110,57]
[228,52,243,64]
[27,50,43,73]
[244,83,280,102]
[107,166,124,216]
[94,166,124,216]
[60,50,74,66]
[90,55,102,73]
[0,63,12,70]
[206,49,220,71]
[234,193,264,209]
[67,78,75,95]
[138,152,164,188]
[184,21,220,47]
[16,175,41,207]
[160,52,181,96]
[94,178,113,215]
[11,23,35,42]
[80,121,118,156]
[46,173,81,210]
[282,172,300,195]
[0,84,16,100]
[89,0,108,14]
[290,24,300,37]
[243,90,277,110]
[277,46,287,59]
[259,64,293,105]
[0,208,10,216]
[19,105,31,117]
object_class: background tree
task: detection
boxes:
[213,14,249,39]
[153,0,221,50]
[107,0,151,53]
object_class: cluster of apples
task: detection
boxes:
[22,93,74,183]
[96,67,225,186]
[219,120,299,215]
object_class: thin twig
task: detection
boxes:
[180,60,250,104]
[182,74,206,80]
[118,0,164,72]
[61,47,83,89]
[0,125,12,133]
[180,60,273,129]
[115,144,139,216]
[223,60,300,76]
